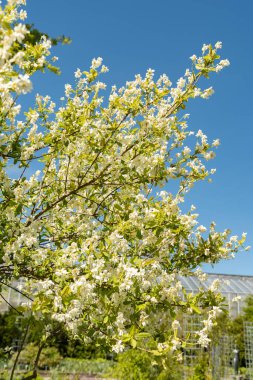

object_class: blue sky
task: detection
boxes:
[22,0,252,275]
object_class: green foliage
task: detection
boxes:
[109,349,158,380]
[156,360,183,380]
[11,343,62,369]
[58,357,114,375]
[0,310,22,359]
[25,24,71,46]
[38,346,62,369]
[189,354,210,380]
[108,349,183,380]
[226,296,253,368]
[10,23,71,76]
[207,296,253,370]
[243,295,253,321]
[0,309,111,361]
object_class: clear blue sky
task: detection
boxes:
[22,0,252,275]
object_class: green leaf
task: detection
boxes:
[136,303,147,312]
[190,305,201,314]
[150,350,163,356]
[135,332,151,340]
[130,338,137,348]
[136,229,142,239]
[121,334,131,343]
[61,285,70,297]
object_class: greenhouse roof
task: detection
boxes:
[179,273,253,296]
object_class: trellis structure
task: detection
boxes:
[183,316,237,380]
[244,321,253,379]
[179,273,253,378]
[211,335,236,379]
[183,315,203,370]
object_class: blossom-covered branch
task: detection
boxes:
[0,0,249,358]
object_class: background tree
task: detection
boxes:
[0,0,248,366]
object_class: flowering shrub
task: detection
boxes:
[0,0,249,360]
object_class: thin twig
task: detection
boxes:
[0,293,22,315]
[0,280,34,302]
[9,318,31,380]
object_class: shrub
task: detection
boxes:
[11,343,62,370]
[108,349,183,380]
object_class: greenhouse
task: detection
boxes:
[180,273,253,317]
